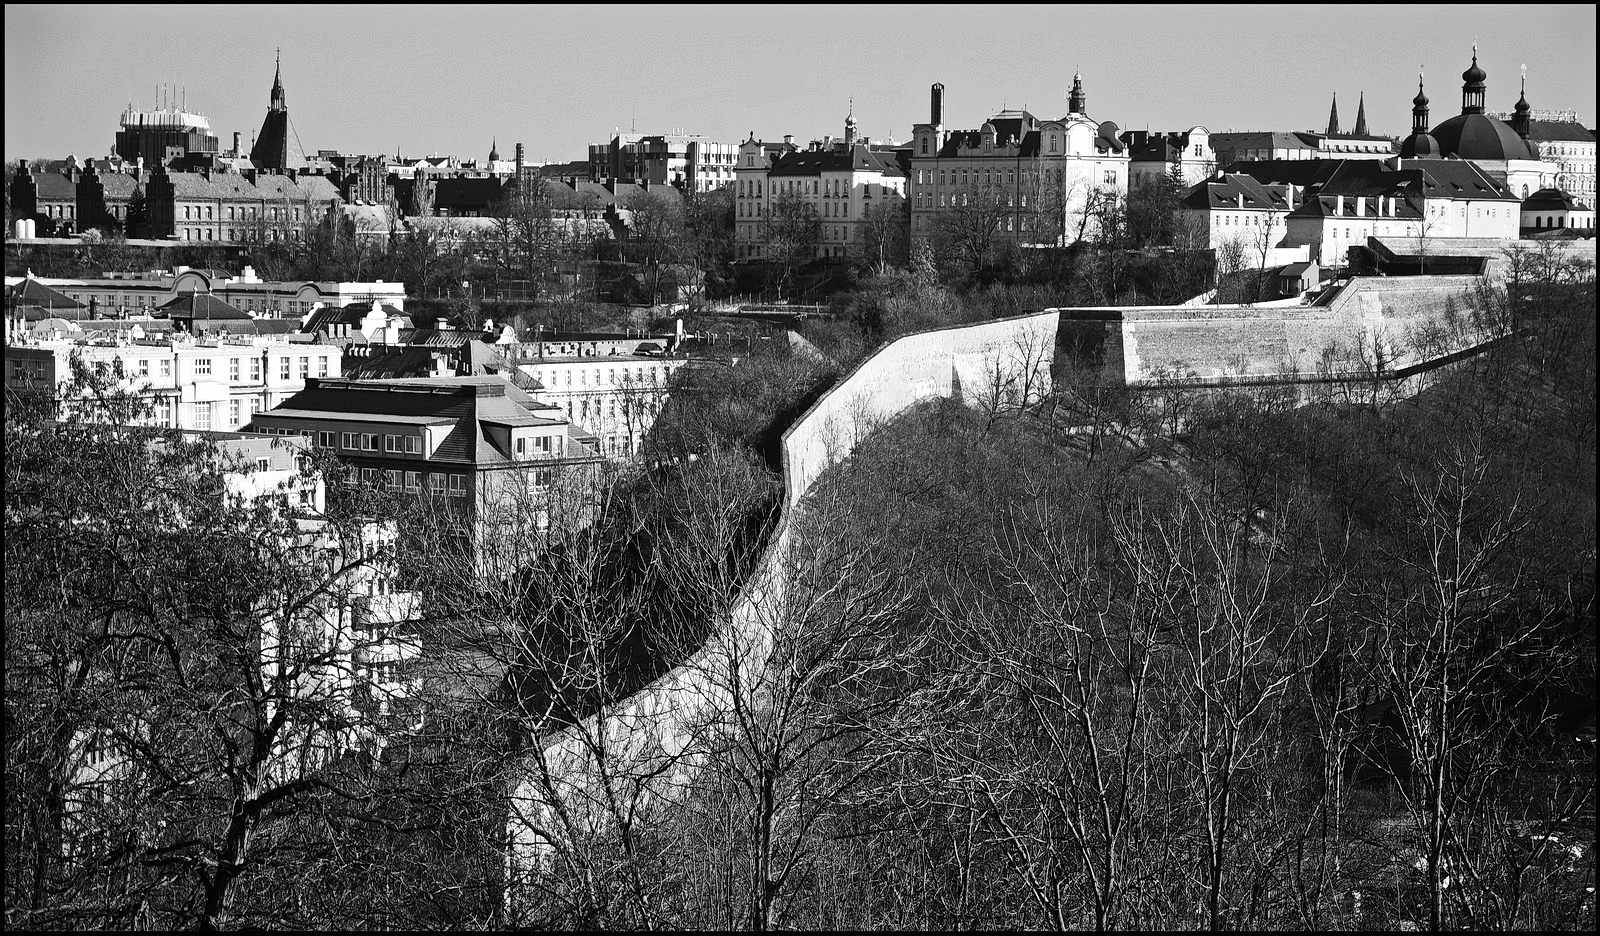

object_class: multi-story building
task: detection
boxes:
[506,336,685,459]
[249,376,605,539]
[9,267,405,321]
[1281,158,1521,266]
[589,132,741,193]
[907,75,1129,248]
[1177,172,1300,265]
[1122,127,1216,188]
[734,111,908,262]
[114,100,220,168]
[146,163,342,243]
[4,331,343,431]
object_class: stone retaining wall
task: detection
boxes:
[506,311,1059,877]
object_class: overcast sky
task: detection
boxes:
[5,4,1595,165]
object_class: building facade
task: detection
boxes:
[907,75,1129,248]
[249,377,605,540]
[589,133,741,193]
[5,332,344,432]
[508,345,685,460]
[733,111,908,263]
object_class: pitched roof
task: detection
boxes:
[158,293,253,320]
[1521,187,1586,211]
[1180,173,1293,211]
[9,277,85,309]
[768,145,906,177]
[269,377,572,465]
[1521,120,1596,143]
[27,171,77,200]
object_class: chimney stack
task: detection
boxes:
[233,131,242,156]
[931,82,945,127]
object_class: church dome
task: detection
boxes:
[1429,112,1537,162]
[1462,57,1487,86]
[1413,84,1429,108]
[1400,132,1442,158]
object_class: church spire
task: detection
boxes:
[1353,92,1368,136]
[1068,70,1087,115]
[844,97,857,145]
[1326,93,1340,136]
[269,48,286,113]
[489,137,500,163]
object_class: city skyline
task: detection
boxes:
[5,4,1595,167]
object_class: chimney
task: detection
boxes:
[1335,195,1344,215]
[931,82,945,127]
[1355,196,1365,216]
[233,131,242,156]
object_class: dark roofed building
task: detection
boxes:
[250,376,604,543]
[160,293,256,334]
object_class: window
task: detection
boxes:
[448,474,466,497]
[537,435,553,454]
[360,433,377,451]
[428,473,446,495]
[317,356,329,377]
[193,403,211,431]
[385,434,400,453]
[138,359,150,377]
[159,359,171,378]
[229,400,240,425]
[404,471,420,492]
[256,457,271,471]
[362,468,378,484]
[405,436,421,454]
[195,358,212,376]
[229,358,240,380]
[318,431,334,446]
[299,357,309,379]
[342,431,357,449]
[280,358,290,379]
[383,470,401,490]
[250,358,261,382]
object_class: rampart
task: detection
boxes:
[505,311,1060,878]
[1056,275,1498,387]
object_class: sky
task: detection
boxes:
[5,4,1596,166]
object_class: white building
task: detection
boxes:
[4,331,343,431]
[505,339,681,464]
[7,266,406,321]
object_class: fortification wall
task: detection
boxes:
[1056,275,1494,385]
[508,311,1059,874]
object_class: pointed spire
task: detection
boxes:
[1326,93,1340,136]
[1412,71,1431,134]
[489,137,500,163]
[1353,92,1368,137]
[269,48,286,112]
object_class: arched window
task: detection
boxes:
[920,136,929,155]
[1521,184,1529,198]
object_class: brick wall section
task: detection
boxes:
[506,311,1059,877]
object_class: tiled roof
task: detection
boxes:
[28,171,77,200]
[769,145,905,177]
[1520,187,1585,210]
[159,293,253,320]
[10,277,85,309]
[1180,173,1294,211]
[1521,120,1596,143]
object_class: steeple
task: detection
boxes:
[844,97,857,145]
[1412,72,1430,134]
[1461,42,1487,115]
[1326,93,1340,136]
[489,137,500,163]
[269,48,286,113]
[1512,65,1531,138]
[1353,92,1369,137]
[1068,70,1087,115]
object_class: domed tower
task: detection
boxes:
[489,138,500,163]
[844,98,858,146]
[1460,43,1487,115]
[1068,71,1087,116]
[1400,73,1441,158]
[1511,69,1532,139]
